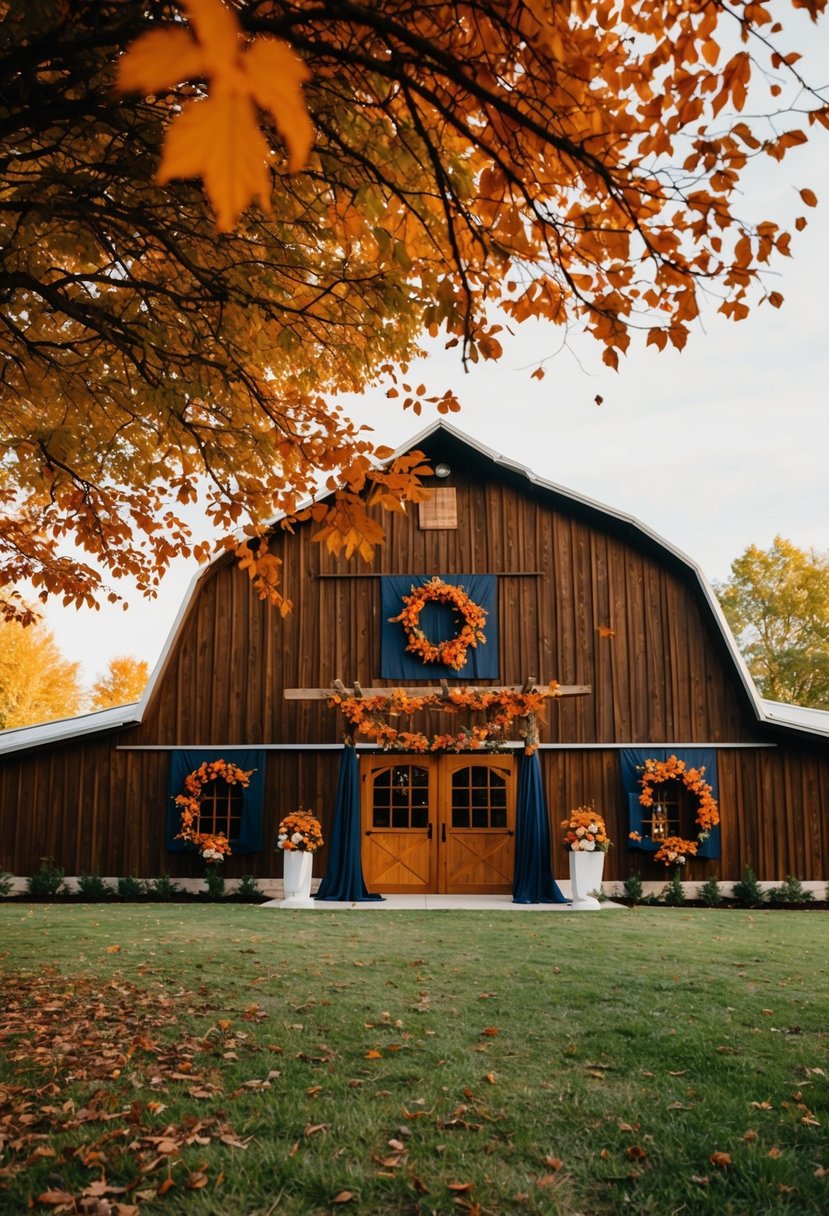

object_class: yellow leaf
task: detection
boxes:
[710,1151,732,1167]
[157,95,271,230]
[117,29,207,94]
[244,38,314,172]
[106,944,121,953]
[799,187,818,207]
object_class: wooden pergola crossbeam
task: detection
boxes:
[285,681,591,700]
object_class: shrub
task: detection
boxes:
[766,875,815,907]
[26,857,65,899]
[147,872,180,901]
[0,870,13,897]
[661,871,686,906]
[204,867,225,900]
[623,873,644,905]
[698,875,724,908]
[235,874,265,903]
[76,872,113,900]
[731,866,764,908]
[116,875,146,900]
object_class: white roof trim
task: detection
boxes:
[0,702,141,756]
[760,699,829,737]
[0,421,824,753]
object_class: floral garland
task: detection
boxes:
[277,811,324,853]
[175,759,254,861]
[561,806,612,853]
[637,754,719,865]
[388,576,487,670]
[653,836,699,867]
[330,685,559,754]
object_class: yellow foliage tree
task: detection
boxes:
[0,617,82,730]
[89,656,150,710]
[2,0,827,616]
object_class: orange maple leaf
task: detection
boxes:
[117,0,312,229]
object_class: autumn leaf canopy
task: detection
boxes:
[2,0,827,615]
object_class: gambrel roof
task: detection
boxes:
[2,421,827,754]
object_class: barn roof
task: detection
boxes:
[1,420,827,754]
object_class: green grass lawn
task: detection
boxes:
[0,905,827,1215]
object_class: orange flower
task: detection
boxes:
[653,836,699,867]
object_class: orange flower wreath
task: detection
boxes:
[389,576,487,671]
[638,755,719,866]
[175,758,254,859]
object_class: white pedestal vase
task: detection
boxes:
[281,849,314,907]
[569,850,605,910]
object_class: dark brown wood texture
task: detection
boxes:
[0,433,826,882]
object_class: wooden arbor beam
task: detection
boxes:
[285,681,591,700]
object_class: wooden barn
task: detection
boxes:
[0,422,827,896]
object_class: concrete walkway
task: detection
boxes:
[261,890,625,911]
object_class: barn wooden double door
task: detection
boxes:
[361,755,516,894]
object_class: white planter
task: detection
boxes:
[281,849,314,907]
[568,850,605,910]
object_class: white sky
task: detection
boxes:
[41,30,829,687]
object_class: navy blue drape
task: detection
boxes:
[381,574,498,680]
[620,747,721,859]
[512,751,568,904]
[315,746,384,902]
[166,749,264,853]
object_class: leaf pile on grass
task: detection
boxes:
[0,968,258,1212]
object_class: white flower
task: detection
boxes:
[291,831,304,845]
[588,822,599,834]
[582,839,596,851]
[575,826,586,837]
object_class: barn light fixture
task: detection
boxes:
[434,463,451,478]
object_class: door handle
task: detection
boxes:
[441,823,446,843]
[365,830,373,836]
[427,823,433,840]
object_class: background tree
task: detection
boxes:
[88,656,150,710]
[716,537,829,708]
[2,0,827,616]
[0,615,82,729]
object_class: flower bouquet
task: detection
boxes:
[561,806,611,852]
[200,840,230,863]
[653,836,698,867]
[276,811,324,853]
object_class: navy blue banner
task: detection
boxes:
[381,574,498,680]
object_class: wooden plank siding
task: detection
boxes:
[0,430,826,882]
